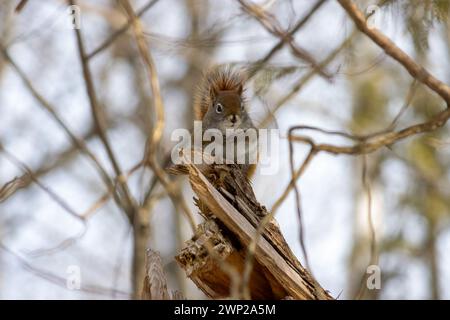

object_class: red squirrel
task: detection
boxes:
[170,65,257,178]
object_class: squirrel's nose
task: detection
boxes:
[228,114,239,123]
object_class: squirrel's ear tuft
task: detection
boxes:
[236,83,243,96]
[209,84,218,100]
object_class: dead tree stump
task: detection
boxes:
[172,162,332,300]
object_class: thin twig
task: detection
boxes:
[388,79,418,129]
[0,45,112,189]
[290,107,450,156]
[14,0,28,13]
[238,0,331,80]
[258,29,357,129]
[271,146,317,215]
[68,0,137,218]
[118,0,196,230]
[273,105,450,218]
[248,0,327,78]
[118,0,196,299]
[0,243,130,298]
[0,174,30,203]
[0,145,84,221]
[288,127,313,271]
[86,0,160,60]
[338,0,450,104]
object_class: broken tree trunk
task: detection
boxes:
[173,161,332,300]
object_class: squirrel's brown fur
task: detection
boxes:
[187,65,256,179]
[193,65,246,120]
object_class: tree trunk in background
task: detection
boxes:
[427,222,440,300]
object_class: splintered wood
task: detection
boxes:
[141,249,185,300]
[173,161,332,300]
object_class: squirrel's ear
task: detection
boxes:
[236,83,243,96]
[209,85,218,100]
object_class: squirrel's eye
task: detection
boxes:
[215,103,223,113]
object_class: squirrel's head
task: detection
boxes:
[202,87,251,132]
[195,66,254,132]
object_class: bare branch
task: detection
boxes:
[118,0,196,299]
[68,0,137,218]
[0,46,112,188]
[248,0,327,78]
[118,0,196,229]
[0,145,84,221]
[290,107,450,156]
[238,0,331,80]
[0,174,30,203]
[388,79,418,129]
[337,0,450,104]
[14,0,28,13]
[288,129,312,271]
[259,29,357,128]
[271,147,317,215]
[118,1,164,157]
[272,105,450,217]
[0,242,130,298]
[87,0,160,60]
